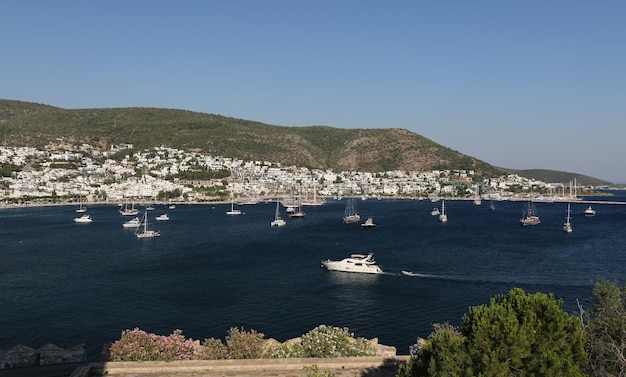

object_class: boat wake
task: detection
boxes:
[388,271,590,287]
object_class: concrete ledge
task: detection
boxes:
[76,356,411,376]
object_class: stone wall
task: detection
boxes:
[0,344,86,369]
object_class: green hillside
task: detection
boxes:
[0,99,506,177]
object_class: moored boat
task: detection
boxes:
[74,214,92,223]
[361,214,376,228]
[584,206,596,217]
[321,252,383,274]
[122,216,141,228]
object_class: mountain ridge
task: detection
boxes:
[0,99,614,185]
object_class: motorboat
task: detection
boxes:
[401,270,418,277]
[361,215,376,228]
[74,214,92,223]
[123,217,141,228]
[321,253,383,274]
[430,207,440,216]
[156,213,169,221]
[584,206,596,217]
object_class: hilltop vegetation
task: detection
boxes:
[0,99,503,176]
[504,168,616,188]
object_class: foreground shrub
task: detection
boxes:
[398,288,587,377]
[584,279,626,377]
[107,328,197,361]
[224,326,267,359]
[198,337,228,360]
[301,325,375,358]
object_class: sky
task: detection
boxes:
[2,1,625,183]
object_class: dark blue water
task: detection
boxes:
[2,193,625,360]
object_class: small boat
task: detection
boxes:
[122,217,141,228]
[169,204,176,209]
[430,207,440,216]
[401,270,418,277]
[74,214,92,223]
[321,252,383,274]
[288,206,306,218]
[563,203,573,233]
[76,202,87,213]
[271,200,286,227]
[584,206,596,217]
[135,212,160,238]
[361,214,376,228]
[438,200,448,223]
[156,213,169,221]
[520,198,540,226]
[488,201,496,211]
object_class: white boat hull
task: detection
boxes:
[321,253,383,274]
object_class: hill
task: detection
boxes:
[0,99,505,177]
[503,168,615,188]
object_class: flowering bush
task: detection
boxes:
[107,328,197,361]
[301,325,374,358]
[225,327,267,359]
[198,337,228,359]
[269,340,305,358]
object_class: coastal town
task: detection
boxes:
[0,143,589,206]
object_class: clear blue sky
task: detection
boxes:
[2,1,625,183]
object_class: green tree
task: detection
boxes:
[584,279,626,377]
[398,288,587,377]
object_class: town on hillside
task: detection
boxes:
[0,143,602,206]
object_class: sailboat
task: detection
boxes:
[76,200,87,213]
[120,201,139,216]
[226,195,242,215]
[438,200,448,223]
[135,211,160,238]
[563,203,573,233]
[473,187,481,206]
[301,181,325,206]
[271,199,286,227]
[343,196,360,224]
[520,198,540,226]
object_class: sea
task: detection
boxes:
[2,192,626,361]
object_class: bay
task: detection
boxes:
[1,193,625,361]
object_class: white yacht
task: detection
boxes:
[321,253,383,274]
[360,214,376,228]
[156,213,169,221]
[122,217,141,228]
[74,214,92,223]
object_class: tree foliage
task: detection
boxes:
[398,288,587,377]
[584,279,626,377]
